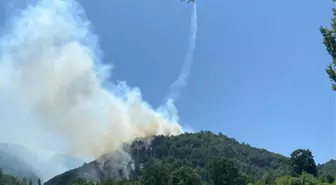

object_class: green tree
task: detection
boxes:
[288,177,301,185]
[140,159,169,185]
[38,178,42,185]
[22,177,27,185]
[275,175,291,185]
[29,177,32,185]
[320,0,336,91]
[298,172,318,185]
[206,157,245,185]
[169,166,202,185]
[289,149,317,177]
[71,179,95,185]
[261,172,275,185]
[326,175,335,183]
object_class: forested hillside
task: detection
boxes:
[318,160,336,177]
[129,131,289,179]
[0,131,334,185]
[0,143,41,184]
[0,170,25,185]
[0,169,43,185]
[44,131,335,185]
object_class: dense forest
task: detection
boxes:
[0,132,335,185]
[0,170,29,185]
[42,132,335,185]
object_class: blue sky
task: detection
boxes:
[77,0,336,163]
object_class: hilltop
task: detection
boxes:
[0,143,41,183]
[0,131,336,185]
[0,171,26,185]
[46,131,291,185]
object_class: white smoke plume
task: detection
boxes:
[0,0,183,180]
[165,3,198,102]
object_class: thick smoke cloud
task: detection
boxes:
[0,0,182,180]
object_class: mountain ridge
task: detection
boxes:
[45,131,292,185]
[1,131,333,185]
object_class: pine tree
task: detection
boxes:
[320,0,336,91]
[22,177,27,185]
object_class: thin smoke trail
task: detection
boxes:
[165,3,197,103]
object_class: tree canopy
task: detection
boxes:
[289,149,318,177]
[320,0,336,91]
[40,132,335,185]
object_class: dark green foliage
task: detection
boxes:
[324,175,336,184]
[289,149,317,176]
[22,177,27,185]
[140,159,169,185]
[260,172,275,185]
[62,132,290,185]
[326,175,335,184]
[169,166,202,185]
[131,132,289,181]
[71,179,96,185]
[91,132,294,185]
[318,160,336,180]
[206,156,245,185]
[0,171,24,185]
[288,176,301,185]
[2,130,325,185]
[45,132,335,185]
[320,1,336,91]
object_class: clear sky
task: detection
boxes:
[75,0,336,164]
